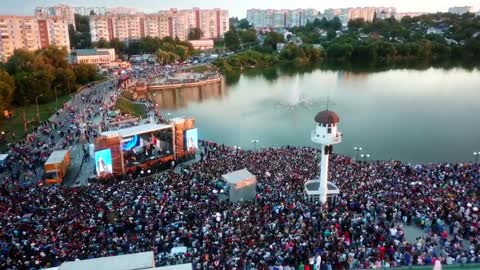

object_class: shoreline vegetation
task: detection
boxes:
[214,13,480,74]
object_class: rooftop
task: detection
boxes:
[72,49,111,56]
[101,123,172,138]
[45,150,69,165]
[222,169,255,184]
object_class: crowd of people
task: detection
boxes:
[0,139,479,269]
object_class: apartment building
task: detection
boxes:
[41,17,71,49]
[394,12,426,21]
[448,6,475,15]
[0,15,71,62]
[247,9,317,28]
[0,16,41,61]
[111,14,144,41]
[90,15,112,42]
[89,8,229,43]
[35,5,76,30]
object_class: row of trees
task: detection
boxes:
[94,36,195,62]
[0,47,98,112]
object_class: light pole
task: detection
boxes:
[54,84,60,105]
[35,94,43,122]
[251,139,260,150]
[474,152,479,164]
[354,146,362,160]
[360,153,370,162]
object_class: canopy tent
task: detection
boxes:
[221,169,257,203]
[0,154,8,167]
[58,251,154,270]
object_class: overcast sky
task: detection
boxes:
[1,0,479,18]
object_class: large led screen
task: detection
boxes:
[95,149,113,177]
[122,135,140,151]
[185,128,198,151]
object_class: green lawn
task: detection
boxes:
[0,95,71,146]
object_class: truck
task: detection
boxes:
[44,150,71,185]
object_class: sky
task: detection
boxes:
[1,0,479,18]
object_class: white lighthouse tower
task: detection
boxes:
[305,110,342,204]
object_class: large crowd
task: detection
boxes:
[0,139,479,269]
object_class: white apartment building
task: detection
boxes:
[247,9,317,28]
[448,6,475,15]
[35,5,76,30]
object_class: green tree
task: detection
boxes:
[224,28,241,51]
[0,68,15,112]
[332,17,342,31]
[110,38,126,58]
[327,29,337,40]
[238,18,252,29]
[188,28,204,40]
[96,38,110,48]
[175,45,190,61]
[239,29,257,43]
[73,64,97,85]
[156,50,170,65]
[263,32,284,51]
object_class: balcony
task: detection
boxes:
[311,131,342,144]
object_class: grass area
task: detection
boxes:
[0,95,71,147]
[181,65,216,73]
[115,96,146,117]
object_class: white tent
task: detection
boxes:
[58,251,154,270]
[221,169,257,203]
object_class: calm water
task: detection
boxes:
[150,67,480,163]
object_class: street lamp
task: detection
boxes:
[54,84,61,105]
[251,139,260,150]
[474,152,479,163]
[354,146,363,160]
[35,94,43,122]
[360,153,370,161]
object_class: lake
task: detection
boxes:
[150,67,480,163]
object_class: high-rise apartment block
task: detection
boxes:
[448,6,475,15]
[323,7,397,25]
[246,9,317,28]
[0,15,70,62]
[89,8,229,43]
[35,5,76,30]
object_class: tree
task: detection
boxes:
[96,38,110,48]
[238,19,252,29]
[110,38,126,57]
[188,28,203,40]
[156,50,170,65]
[263,32,284,51]
[224,28,241,51]
[332,17,342,31]
[348,18,366,31]
[175,45,190,61]
[0,68,15,111]
[73,64,97,85]
[327,29,337,40]
[238,29,257,43]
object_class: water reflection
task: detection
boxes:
[164,67,480,163]
[149,79,226,110]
